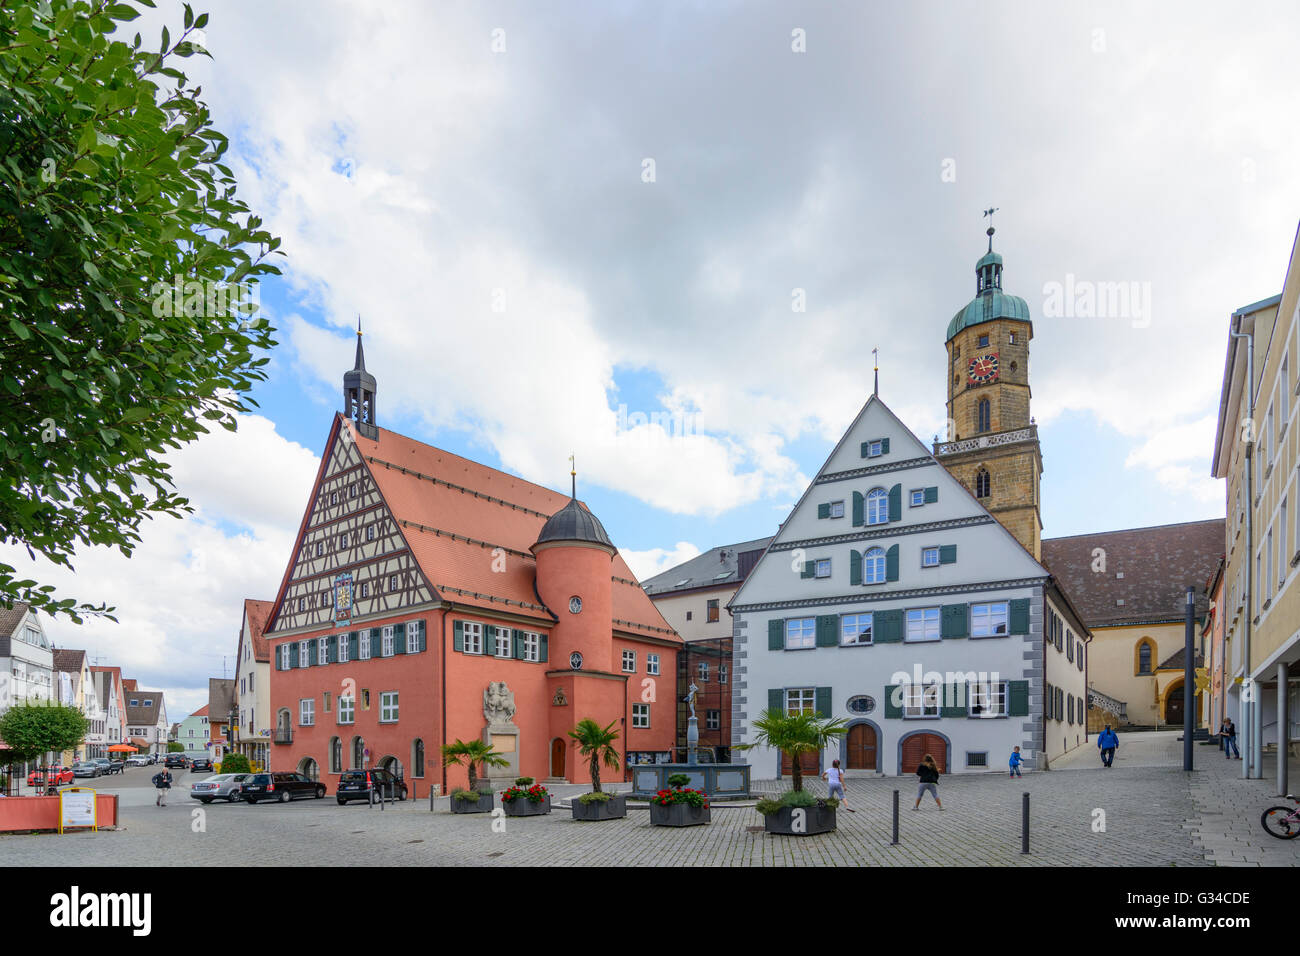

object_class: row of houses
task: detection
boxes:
[0,603,169,773]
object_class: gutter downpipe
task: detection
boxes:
[1229,322,1257,780]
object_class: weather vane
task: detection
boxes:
[983,207,999,251]
[872,347,879,397]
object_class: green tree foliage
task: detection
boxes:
[0,700,89,766]
[166,741,183,752]
[217,751,249,773]
[567,718,621,794]
[0,1,283,621]
[440,739,508,792]
[737,709,848,793]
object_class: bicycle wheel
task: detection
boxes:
[1261,806,1300,839]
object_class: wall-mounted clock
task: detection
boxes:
[568,596,583,614]
[967,352,999,384]
[569,651,583,670]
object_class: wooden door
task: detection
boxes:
[846,724,877,770]
[551,739,565,779]
[1166,685,1184,725]
[781,749,820,777]
[900,733,946,773]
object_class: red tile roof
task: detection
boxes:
[191,704,210,718]
[241,599,274,662]
[1041,519,1225,627]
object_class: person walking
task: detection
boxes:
[1097,725,1118,768]
[1008,746,1025,778]
[152,768,173,806]
[914,754,943,810]
[1218,718,1241,759]
[821,759,855,812]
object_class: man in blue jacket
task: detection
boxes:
[1097,725,1118,768]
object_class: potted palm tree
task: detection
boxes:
[739,708,848,836]
[441,738,508,814]
[568,718,626,821]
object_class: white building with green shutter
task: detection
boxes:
[729,394,1090,777]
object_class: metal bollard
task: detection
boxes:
[429,787,435,812]
[891,789,899,845]
[1021,792,1030,854]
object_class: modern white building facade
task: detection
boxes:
[730,395,1089,777]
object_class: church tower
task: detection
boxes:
[934,223,1043,560]
[343,319,378,440]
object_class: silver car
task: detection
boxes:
[189,773,251,803]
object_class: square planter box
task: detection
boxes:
[571,793,626,821]
[503,794,551,817]
[649,801,711,827]
[762,803,836,836]
[450,791,495,814]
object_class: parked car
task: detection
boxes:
[336,768,408,805]
[93,758,123,775]
[26,766,74,787]
[164,754,189,769]
[189,757,214,773]
[125,755,149,767]
[190,773,250,804]
[241,772,326,804]
[71,762,100,778]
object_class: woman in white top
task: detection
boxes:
[821,759,855,812]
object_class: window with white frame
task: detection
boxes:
[330,491,338,505]
[521,632,540,662]
[785,687,816,715]
[970,602,1010,637]
[866,487,889,524]
[493,626,511,658]
[910,489,925,507]
[337,696,354,724]
[841,612,872,645]
[922,547,940,567]
[697,661,709,682]
[631,703,649,728]
[298,641,310,667]
[647,654,660,676]
[315,542,324,557]
[338,634,349,664]
[903,681,940,718]
[360,630,371,660]
[300,698,315,726]
[318,638,328,665]
[366,525,375,542]
[785,617,816,649]
[829,500,845,518]
[622,649,636,673]
[706,710,720,730]
[906,607,941,642]
[323,588,334,607]
[463,622,483,655]
[968,680,1008,718]
[863,547,886,584]
[389,575,398,592]
[380,691,398,723]
[298,597,306,612]
[815,558,831,578]
[382,625,394,657]
[359,581,369,598]
[279,646,290,670]
[866,440,883,457]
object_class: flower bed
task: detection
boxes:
[501,783,550,817]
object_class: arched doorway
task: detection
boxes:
[550,738,566,779]
[298,757,319,781]
[899,732,948,774]
[845,722,878,771]
[379,755,403,779]
[1166,682,1185,725]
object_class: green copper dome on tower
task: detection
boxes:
[945,226,1032,341]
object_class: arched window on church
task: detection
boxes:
[1137,640,1153,676]
[975,468,991,499]
[977,398,991,433]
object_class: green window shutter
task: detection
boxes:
[884,685,902,718]
[849,549,862,586]
[941,603,968,638]
[453,620,464,652]
[768,619,785,651]
[801,560,815,579]
[817,503,830,519]
[852,491,864,527]
[880,438,890,454]
[513,629,524,659]
[940,682,966,718]
[1009,680,1030,717]
[350,632,360,659]
[924,486,938,504]
[875,609,904,642]
[887,483,902,522]
[939,544,957,565]
[768,688,784,715]
[539,631,548,662]
[815,615,838,647]
[394,623,406,655]
[885,544,899,582]
[1009,599,1031,635]
[815,686,832,718]
[327,635,338,663]
[860,441,871,458]
[371,628,382,655]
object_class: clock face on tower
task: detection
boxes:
[967,352,999,384]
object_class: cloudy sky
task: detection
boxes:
[11,0,1300,718]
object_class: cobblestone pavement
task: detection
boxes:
[3,735,1295,865]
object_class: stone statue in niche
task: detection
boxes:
[552,688,567,706]
[483,681,516,725]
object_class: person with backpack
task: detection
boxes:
[913,754,943,810]
[152,768,173,806]
[1097,725,1119,768]
[1218,718,1241,759]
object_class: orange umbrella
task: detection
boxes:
[106,744,137,752]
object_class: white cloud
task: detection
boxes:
[619,542,702,581]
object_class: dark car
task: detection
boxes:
[335,768,408,805]
[241,772,325,804]
[189,757,214,773]
[164,754,189,769]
